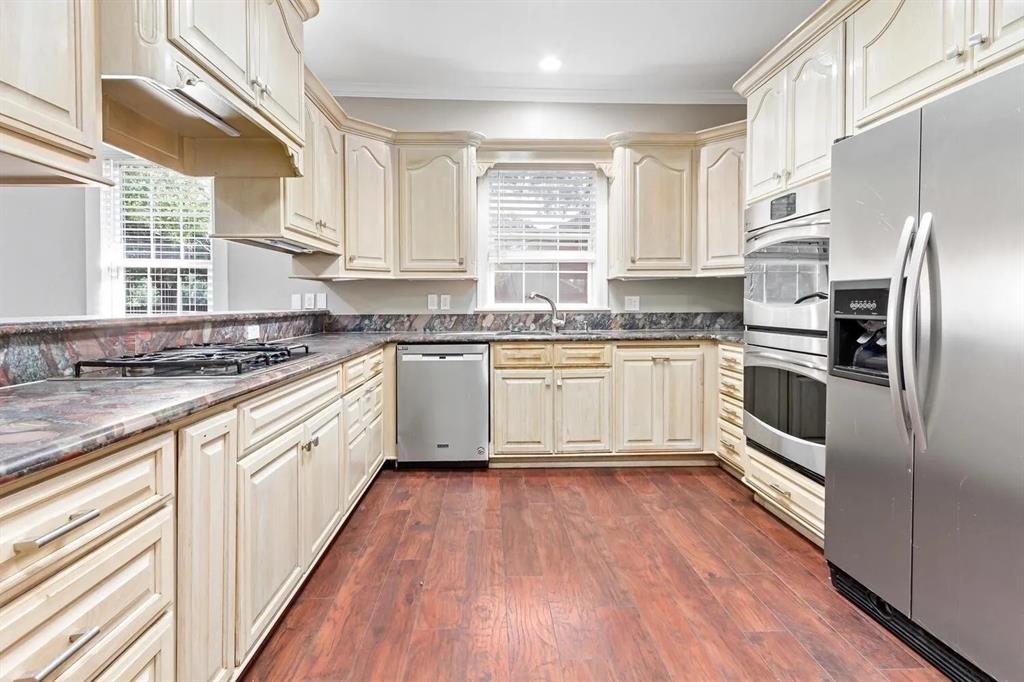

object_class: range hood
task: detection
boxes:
[98,0,307,178]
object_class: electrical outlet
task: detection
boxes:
[315,292,327,309]
[303,293,315,309]
[290,294,302,310]
[440,294,451,310]
[427,294,439,310]
[245,324,260,341]
[624,296,641,312]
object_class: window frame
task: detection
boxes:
[475,164,609,312]
[100,158,215,316]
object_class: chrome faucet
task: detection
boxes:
[529,291,565,331]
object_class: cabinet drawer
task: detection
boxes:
[746,447,824,535]
[0,433,174,599]
[493,343,553,367]
[0,507,174,682]
[717,418,744,470]
[719,369,743,401]
[239,367,341,451]
[343,348,384,393]
[720,393,744,429]
[719,344,743,375]
[344,390,363,443]
[554,343,611,367]
[362,375,383,420]
[94,609,174,682]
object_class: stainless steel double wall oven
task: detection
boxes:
[743,179,830,481]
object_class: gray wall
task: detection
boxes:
[338,98,746,138]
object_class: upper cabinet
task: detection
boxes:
[972,0,1024,69]
[746,25,843,203]
[253,0,305,142]
[608,135,694,277]
[395,133,482,276]
[168,0,255,104]
[345,133,394,272]
[0,0,106,185]
[696,125,746,276]
[848,0,969,130]
[314,109,343,246]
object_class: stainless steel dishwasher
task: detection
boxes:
[397,344,489,464]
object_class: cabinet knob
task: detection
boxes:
[771,171,782,181]
[348,255,356,263]
[457,257,465,266]
[967,31,987,47]
[630,255,637,263]
[944,44,963,60]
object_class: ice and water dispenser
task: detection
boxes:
[829,280,892,386]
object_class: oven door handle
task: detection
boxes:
[902,211,932,451]
[887,215,917,444]
[745,216,831,238]
[744,221,830,255]
[744,350,828,382]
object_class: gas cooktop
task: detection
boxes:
[73,342,312,378]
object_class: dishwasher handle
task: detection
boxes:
[400,353,485,362]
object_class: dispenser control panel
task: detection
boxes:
[834,287,888,318]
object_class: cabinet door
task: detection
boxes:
[626,147,693,272]
[397,145,469,272]
[178,411,237,682]
[366,412,385,473]
[746,72,787,202]
[255,0,304,141]
[972,0,1024,69]
[555,368,612,453]
[285,100,318,238]
[696,136,745,274]
[0,0,99,155]
[343,391,368,507]
[848,0,969,129]
[345,134,393,272]
[316,112,343,246]
[661,349,704,451]
[613,350,661,452]
[492,369,554,454]
[236,425,303,663]
[787,25,845,186]
[301,400,343,564]
[168,0,254,102]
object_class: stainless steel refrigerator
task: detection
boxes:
[826,64,1023,681]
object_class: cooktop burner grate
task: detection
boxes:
[74,342,311,378]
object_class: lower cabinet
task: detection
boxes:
[613,347,705,452]
[300,399,344,565]
[235,424,304,662]
[492,369,554,454]
[95,610,176,682]
[554,368,612,453]
[344,390,369,507]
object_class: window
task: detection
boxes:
[478,168,607,310]
[103,159,213,315]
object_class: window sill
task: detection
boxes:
[474,306,611,313]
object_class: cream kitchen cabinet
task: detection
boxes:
[314,107,343,246]
[254,0,305,142]
[342,373,385,506]
[696,127,746,275]
[609,138,695,276]
[235,424,304,663]
[746,25,843,203]
[613,347,704,452]
[177,411,237,682]
[972,0,1024,69]
[168,0,255,105]
[554,368,613,453]
[395,134,481,275]
[848,0,969,130]
[300,399,344,566]
[345,133,394,273]
[0,0,105,185]
[492,369,555,454]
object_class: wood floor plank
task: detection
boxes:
[242,467,939,682]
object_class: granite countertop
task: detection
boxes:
[0,329,742,486]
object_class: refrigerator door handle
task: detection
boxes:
[902,211,933,451]
[887,215,917,444]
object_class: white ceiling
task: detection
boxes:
[304,0,821,104]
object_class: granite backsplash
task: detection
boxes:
[325,312,743,334]
[0,311,324,387]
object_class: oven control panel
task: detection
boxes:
[833,287,888,318]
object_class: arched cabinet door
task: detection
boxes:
[697,136,745,274]
[848,0,968,130]
[626,147,693,273]
[787,25,844,186]
[254,0,305,143]
[314,112,342,247]
[397,145,472,273]
[745,73,786,202]
[344,134,393,272]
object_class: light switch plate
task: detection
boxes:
[427,294,439,310]
[440,294,451,310]
[245,324,260,341]
[303,293,315,310]
[290,294,302,310]
[315,292,327,309]
[624,296,641,312]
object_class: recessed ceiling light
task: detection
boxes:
[538,55,562,73]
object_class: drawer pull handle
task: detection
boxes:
[14,509,101,554]
[16,626,101,682]
[768,483,792,500]
[723,357,740,368]
[312,436,320,448]
[723,407,741,420]
[719,439,737,453]
[723,381,740,393]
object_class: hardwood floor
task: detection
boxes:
[243,466,943,682]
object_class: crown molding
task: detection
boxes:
[693,120,746,144]
[478,138,610,153]
[732,0,863,97]
[392,131,486,147]
[324,80,744,105]
[605,131,701,148]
